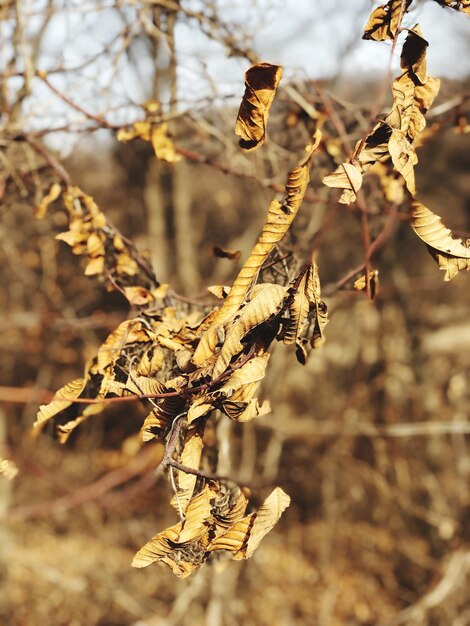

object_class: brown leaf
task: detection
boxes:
[411,201,470,280]
[213,245,241,261]
[235,63,283,150]
[401,24,429,84]
[213,283,286,377]
[322,162,363,205]
[363,0,413,41]
[388,129,417,194]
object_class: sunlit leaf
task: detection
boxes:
[235,62,283,150]
[213,283,286,377]
[207,487,290,559]
[388,129,417,194]
[322,162,363,205]
[363,0,413,41]
[34,182,61,219]
[411,201,470,280]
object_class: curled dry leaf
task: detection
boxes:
[208,487,291,560]
[235,62,283,150]
[411,201,470,280]
[354,270,380,300]
[363,0,413,41]
[213,245,241,261]
[34,182,61,219]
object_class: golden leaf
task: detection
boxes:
[34,378,87,431]
[213,283,286,378]
[150,123,182,164]
[132,485,218,576]
[217,354,270,396]
[187,399,214,424]
[57,186,159,299]
[222,398,271,422]
[363,0,413,41]
[84,256,105,276]
[207,285,231,299]
[411,201,470,280]
[137,347,164,377]
[117,120,176,154]
[388,129,417,194]
[235,63,283,150]
[171,425,204,512]
[353,270,380,300]
[122,286,155,306]
[207,487,290,559]
[34,182,61,219]
[322,162,363,205]
[407,78,440,141]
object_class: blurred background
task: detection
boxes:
[1,1,470,624]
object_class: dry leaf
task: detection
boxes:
[213,283,286,377]
[354,270,380,300]
[34,182,61,219]
[235,62,283,150]
[322,162,363,204]
[207,487,290,559]
[411,201,470,280]
[388,129,417,194]
[363,0,413,41]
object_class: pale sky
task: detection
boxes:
[9,0,468,152]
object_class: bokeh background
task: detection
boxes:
[1,1,470,625]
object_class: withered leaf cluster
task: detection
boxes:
[324,15,469,282]
[34,118,327,576]
[37,185,160,305]
[117,112,181,164]
[323,25,440,202]
[133,484,290,577]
